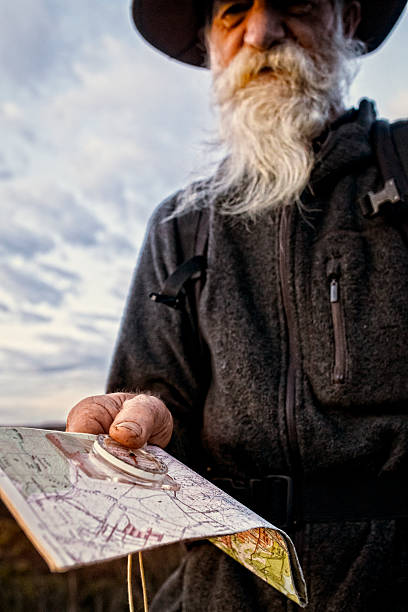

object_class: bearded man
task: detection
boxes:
[67,1,408,610]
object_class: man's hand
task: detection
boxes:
[66,392,173,449]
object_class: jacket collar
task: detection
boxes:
[310,99,377,190]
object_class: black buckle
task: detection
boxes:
[149,255,206,311]
[211,474,294,529]
[211,477,252,507]
[250,475,294,529]
[149,292,182,310]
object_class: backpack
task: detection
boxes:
[150,119,408,311]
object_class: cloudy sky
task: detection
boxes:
[0,1,407,426]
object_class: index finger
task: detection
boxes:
[66,393,134,434]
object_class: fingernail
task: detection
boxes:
[113,421,142,437]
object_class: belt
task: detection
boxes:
[211,473,408,531]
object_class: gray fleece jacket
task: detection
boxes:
[107,100,408,611]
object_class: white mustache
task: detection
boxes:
[212,42,319,103]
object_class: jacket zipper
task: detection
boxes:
[327,265,347,384]
[279,207,302,543]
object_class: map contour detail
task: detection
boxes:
[0,427,307,607]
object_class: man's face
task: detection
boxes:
[209,0,359,68]
[198,0,364,218]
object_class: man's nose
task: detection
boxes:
[243,6,286,50]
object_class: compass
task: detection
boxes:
[88,434,180,491]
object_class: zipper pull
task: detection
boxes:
[330,278,339,303]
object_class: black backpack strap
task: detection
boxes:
[149,255,206,309]
[361,119,408,217]
[150,207,209,310]
[391,120,408,183]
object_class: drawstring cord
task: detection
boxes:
[127,552,149,612]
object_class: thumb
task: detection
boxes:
[109,394,173,449]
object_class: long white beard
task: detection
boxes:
[196,26,364,218]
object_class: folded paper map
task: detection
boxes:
[0,426,307,607]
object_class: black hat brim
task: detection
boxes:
[132,0,407,67]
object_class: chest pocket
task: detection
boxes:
[301,225,408,409]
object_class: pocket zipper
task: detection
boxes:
[329,275,347,384]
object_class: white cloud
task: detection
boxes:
[388,90,408,120]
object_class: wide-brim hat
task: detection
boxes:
[131,0,407,67]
